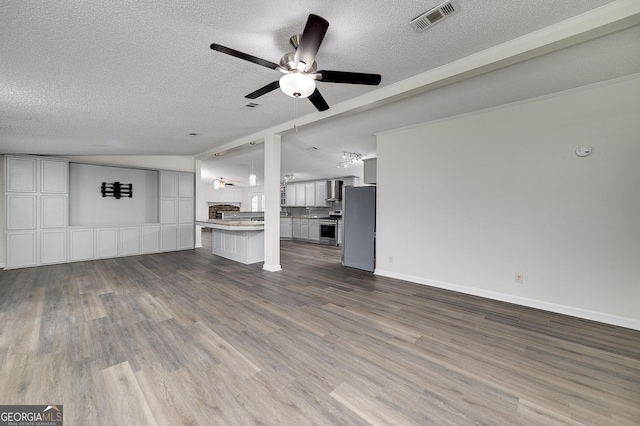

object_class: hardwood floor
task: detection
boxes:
[1,234,639,425]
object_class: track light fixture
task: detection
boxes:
[338,151,362,168]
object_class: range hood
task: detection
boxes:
[326,179,343,201]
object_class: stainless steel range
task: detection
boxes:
[319,210,342,246]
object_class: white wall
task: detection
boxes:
[63,155,195,172]
[376,75,640,330]
[0,156,4,267]
[69,163,158,226]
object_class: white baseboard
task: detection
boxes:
[375,269,640,331]
[263,264,282,272]
[195,243,203,248]
[0,262,5,269]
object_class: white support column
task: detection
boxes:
[194,159,203,248]
[263,133,282,272]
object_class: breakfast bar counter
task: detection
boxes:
[196,220,264,264]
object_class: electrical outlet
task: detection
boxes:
[515,273,524,284]
[388,256,393,263]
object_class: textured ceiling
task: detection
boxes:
[2,0,638,184]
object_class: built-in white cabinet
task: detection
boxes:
[308,219,320,242]
[6,195,37,230]
[178,224,194,249]
[363,158,377,185]
[4,156,195,270]
[304,183,315,207]
[41,159,68,193]
[285,185,296,206]
[141,225,160,253]
[315,181,329,207]
[119,227,141,257]
[41,195,67,228]
[6,231,37,268]
[280,217,292,239]
[69,228,94,261]
[292,218,301,239]
[41,230,67,264]
[96,228,118,258]
[6,156,37,193]
[295,184,305,206]
[161,225,178,251]
[300,219,309,240]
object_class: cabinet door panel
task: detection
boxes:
[7,195,37,230]
[286,184,296,206]
[41,230,67,264]
[96,228,118,258]
[119,227,141,256]
[141,226,160,253]
[160,198,177,223]
[69,229,94,261]
[295,184,305,206]
[178,224,194,249]
[178,173,194,198]
[6,156,37,193]
[160,225,177,251]
[41,159,68,193]
[178,199,194,223]
[304,183,315,207]
[6,231,37,268]
[159,171,177,197]
[41,195,67,228]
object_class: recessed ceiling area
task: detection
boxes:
[2,0,639,184]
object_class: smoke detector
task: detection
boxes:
[410,0,459,32]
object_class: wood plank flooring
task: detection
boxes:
[1,233,639,425]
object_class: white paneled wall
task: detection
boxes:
[4,155,195,269]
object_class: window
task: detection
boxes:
[250,192,265,212]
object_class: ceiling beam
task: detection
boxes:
[196,0,640,160]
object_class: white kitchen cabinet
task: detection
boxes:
[6,156,37,193]
[280,217,292,239]
[41,230,67,264]
[308,219,320,241]
[69,228,94,261]
[160,170,177,197]
[6,195,37,230]
[40,159,68,193]
[160,225,178,251]
[285,184,296,206]
[292,218,301,239]
[6,231,37,268]
[96,228,118,258]
[315,181,329,207]
[178,224,194,249]
[41,195,67,228]
[304,183,315,207]
[119,226,141,256]
[141,225,160,253]
[363,158,377,185]
[295,184,305,206]
[300,218,309,239]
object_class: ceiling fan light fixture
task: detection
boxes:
[279,72,316,98]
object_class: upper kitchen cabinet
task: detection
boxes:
[363,158,377,185]
[160,170,177,197]
[285,184,296,206]
[315,181,329,207]
[304,183,315,207]
[295,183,305,206]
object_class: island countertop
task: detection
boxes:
[196,219,264,231]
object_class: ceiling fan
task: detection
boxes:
[210,14,382,112]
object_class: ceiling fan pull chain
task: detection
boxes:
[294,96,299,134]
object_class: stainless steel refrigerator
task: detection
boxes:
[342,185,376,272]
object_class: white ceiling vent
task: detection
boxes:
[240,102,261,110]
[410,0,459,32]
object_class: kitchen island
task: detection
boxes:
[196,219,264,264]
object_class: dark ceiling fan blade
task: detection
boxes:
[210,43,279,70]
[316,70,382,85]
[245,81,280,99]
[308,88,329,111]
[294,14,329,70]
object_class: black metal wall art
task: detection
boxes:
[101,182,133,199]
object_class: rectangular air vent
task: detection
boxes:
[240,102,261,109]
[410,0,459,32]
